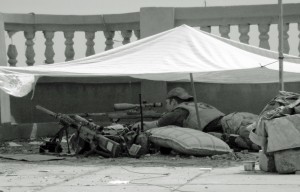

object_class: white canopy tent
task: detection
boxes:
[0,24,300,97]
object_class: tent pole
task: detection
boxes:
[278,0,284,91]
[189,73,202,130]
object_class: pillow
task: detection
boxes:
[147,126,232,156]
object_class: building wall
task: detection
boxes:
[168,82,300,115]
[9,79,300,123]
[10,77,141,123]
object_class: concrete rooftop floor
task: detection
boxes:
[0,158,299,192]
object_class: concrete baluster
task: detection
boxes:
[7,31,18,66]
[7,44,18,67]
[121,30,132,45]
[200,26,211,33]
[24,30,35,66]
[134,30,140,40]
[85,31,95,56]
[104,30,115,51]
[238,24,250,44]
[258,24,270,50]
[282,23,290,54]
[43,31,55,64]
[219,25,230,39]
[64,31,75,61]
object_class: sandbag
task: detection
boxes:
[147,126,232,156]
[220,112,260,150]
[264,114,300,153]
[249,91,300,173]
[258,149,277,172]
[274,148,300,174]
[221,112,258,138]
[259,91,300,119]
[250,91,300,151]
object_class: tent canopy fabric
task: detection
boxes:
[0,25,300,97]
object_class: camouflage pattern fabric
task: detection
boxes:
[250,91,300,153]
[221,112,260,151]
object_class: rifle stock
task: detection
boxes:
[72,114,103,131]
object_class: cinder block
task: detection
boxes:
[274,148,300,174]
[259,150,277,172]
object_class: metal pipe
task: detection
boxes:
[189,73,201,130]
[278,0,284,91]
[139,93,144,132]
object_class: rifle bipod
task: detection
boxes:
[71,131,112,158]
[39,125,71,154]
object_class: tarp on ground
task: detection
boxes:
[249,91,300,152]
[0,25,300,97]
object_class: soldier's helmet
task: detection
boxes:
[166,87,193,100]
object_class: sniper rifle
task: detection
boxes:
[36,105,121,157]
[67,102,162,123]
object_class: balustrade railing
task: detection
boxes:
[1,4,300,126]
[2,13,140,66]
[174,4,300,56]
[1,3,300,67]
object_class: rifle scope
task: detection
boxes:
[114,102,162,111]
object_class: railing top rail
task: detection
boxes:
[2,12,139,25]
[3,3,300,30]
[2,12,140,31]
[174,3,300,26]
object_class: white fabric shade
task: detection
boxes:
[0,25,300,97]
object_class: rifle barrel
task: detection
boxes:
[36,105,56,117]
[67,113,106,117]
